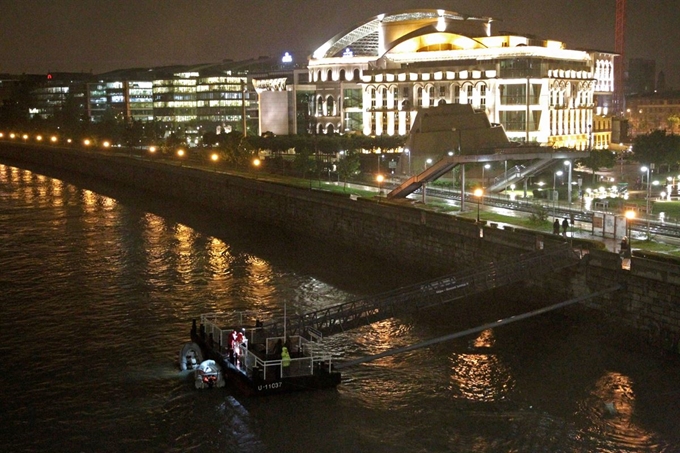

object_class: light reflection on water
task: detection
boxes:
[1,162,680,452]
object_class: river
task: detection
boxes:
[1,161,679,453]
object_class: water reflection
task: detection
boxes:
[3,161,680,452]
[449,329,514,402]
[579,371,661,451]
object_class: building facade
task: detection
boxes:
[270,9,617,150]
[7,9,634,152]
[626,91,680,136]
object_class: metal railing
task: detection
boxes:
[263,244,579,337]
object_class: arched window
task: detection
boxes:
[340,69,346,81]
[429,86,436,106]
[317,96,324,115]
[326,96,334,116]
[479,83,487,108]
[327,69,333,82]
[417,87,424,107]
[353,69,361,81]
[318,123,324,134]
[326,124,335,135]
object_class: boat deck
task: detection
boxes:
[190,312,341,394]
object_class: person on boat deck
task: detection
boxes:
[281,346,291,376]
[274,338,283,357]
[229,330,243,364]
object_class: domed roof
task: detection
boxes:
[312,9,495,60]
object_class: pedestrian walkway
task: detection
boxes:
[342,180,679,258]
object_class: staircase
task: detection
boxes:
[263,244,580,338]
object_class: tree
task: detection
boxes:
[337,150,361,189]
[632,130,680,172]
[576,150,616,183]
[292,143,317,181]
[216,132,254,168]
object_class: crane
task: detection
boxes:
[614,0,626,116]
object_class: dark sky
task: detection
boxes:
[1,0,678,88]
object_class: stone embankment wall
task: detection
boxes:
[2,143,680,352]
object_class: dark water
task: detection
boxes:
[1,162,680,453]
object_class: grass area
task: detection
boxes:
[420,199,460,213]
[652,200,680,220]
[631,238,680,256]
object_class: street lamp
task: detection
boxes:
[553,170,563,190]
[448,151,456,190]
[564,160,572,209]
[474,188,483,222]
[482,163,490,188]
[376,174,384,197]
[625,210,635,250]
[641,166,651,238]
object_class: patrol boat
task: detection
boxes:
[181,312,341,396]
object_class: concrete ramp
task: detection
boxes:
[388,156,460,199]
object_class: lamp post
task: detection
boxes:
[553,170,563,215]
[376,174,384,198]
[553,170,563,190]
[625,210,635,238]
[252,157,261,180]
[482,163,490,188]
[641,166,651,238]
[625,210,635,258]
[564,160,572,209]
[474,188,483,223]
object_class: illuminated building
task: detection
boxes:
[87,79,154,123]
[153,71,198,123]
[29,73,90,120]
[287,9,617,149]
[626,90,680,136]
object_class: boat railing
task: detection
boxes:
[198,314,335,380]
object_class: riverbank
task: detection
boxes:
[2,141,680,354]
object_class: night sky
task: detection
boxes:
[1,0,678,88]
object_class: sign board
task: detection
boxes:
[592,213,627,239]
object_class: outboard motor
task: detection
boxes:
[186,355,197,370]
